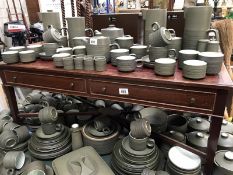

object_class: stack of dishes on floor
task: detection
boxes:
[111,119,161,175]
[28,107,71,159]
[166,146,202,175]
[82,117,120,155]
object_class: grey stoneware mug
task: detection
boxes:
[3,151,25,170]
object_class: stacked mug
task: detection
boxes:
[27,44,43,58]
[94,56,107,72]
[52,53,71,67]
[63,56,74,70]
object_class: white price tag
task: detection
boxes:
[119,88,129,95]
[90,38,98,45]
[8,24,25,32]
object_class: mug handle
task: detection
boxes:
[168,49,177,58]
[151,22,160,31]
[136,59,143,68]
[129,53,136,57]
[85,28,94,37]
[207,29,218,41]
[124,35,131,37]
[110,43,120,49]
[168,29,176,37]
[147,138,155,149]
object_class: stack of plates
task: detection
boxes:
[183,60,207,80]
[94,56,107,72]
[111,136,161,175]
[27,45,43,57]
[56,47,73,55]
[43,43,58,56]
[142,9,167,45]
[178,50,199,69]
[142,55,154,69]
[52,53,71,67]
[82,120,120,155]
[183,6,212,50]
[149,46,168,62]
[154,58,176,76]
[63,56,74,70]
[166,146,201,175]
[74,56,84,70]
[19,50,36,63]
[110,49,129,66]
[198,52,224,75]
[73,45,86,55]
[116,55,137,72]
[28,124,71,159]
[130,45,147,59]
[9,46,25,52]
[84,56,95,71]
[2,51,19,64]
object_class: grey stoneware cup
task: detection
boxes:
[94,100,106,108]
[74,56,84,70]
[116,55,143,72]
[38,106,58,123]
[14,126,30,143]
[0,130,18,148]
[197,39,209,52]
[206,41,220,52]
[3,151,25,170]
[21,161,46,175]
[130,119,151,139]
[71,123,83,151]
[154,58,176,76]
[3,122,20,131]
[41,123,61,135]
[94,56,107,72]
[129,132,150,151]
[84,56,95,71]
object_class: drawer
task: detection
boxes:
[4,71,86,93]
[89,80,216,111]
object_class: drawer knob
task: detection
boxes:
[12,76,17,82]
[101,87,107,93]
[70,82,74,88]
[190,97,196,105]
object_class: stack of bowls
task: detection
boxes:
[84,55,94,71]
[27,45,43,58]
[19,50,36,63]
[130,45,147,59]
[115,36,134,49]
[72,36,90,46]
[198,52,224,75]
[52,53,71,67]
[2,51,19,64]
[178,50,199,69]
[183,60,207,79]
[56,47,73,55]
[142,9,167,45]
[82,119,120,155]
[94,56,107,72]
[73,46,86,55]
[154,58,176,76]
[110,49,129,66]
[183,6,212,50]
[74,56,84,70]
[116,55,143,72]
[43,43,59,57]
[63,56,74,70]
[9,46,25,52]
[166,146,202,175]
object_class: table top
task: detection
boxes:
[0,60,232,90]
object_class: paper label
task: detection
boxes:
[90,38,98,45]
[119,88,129,95]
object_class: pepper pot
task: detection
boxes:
[71,123,83,150]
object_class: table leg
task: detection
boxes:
[204,116,222,175]
[2,85,20,123]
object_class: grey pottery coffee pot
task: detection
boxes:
[66,17,94,47]
[82,36,120,62]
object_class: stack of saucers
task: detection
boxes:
[73,45,86,55]
[130,45,147,59]
[52,53,71,67]
[19,50,36,63]
[149,46,168,62]
[84,55,94,71]
[74,56,84,70]
[110,49,129,66]
[166,146,202,175]
[198,52,224,75]
[63,56,74,70]
[178,50,199,69]
[183,6,212,50]
[183,60,207,80]
[2,51,19,64]
[9,46,25,52]
[154,58,176,76]
[94,56,107,72]
[56,47,73,55]
[43,43,59,57]
[27,45,43,58]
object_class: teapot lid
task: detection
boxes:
[164,130,185,142]
[188,117,210,132]
[215,150,233,172]
[221,120,233,134]
[187,131,209,148]
[218,132,233,148]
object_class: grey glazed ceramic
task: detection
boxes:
[94,56,107,72]
[178,50,199,69]
[19,50,36,63]
[187,131,209,152]
[188,117,210,132]
[74,56,84,70]
[149,46,176,62]
[52,53,71,67]
[130,119,151,139]
[167,114,187,133]
[115,36,134,49]
[116,55,143,72]
[197,39,209,52]
[14,126,30,143]
[213,151,233,175]
[0,130,18,148]
[110,48,129,66]
[71,123,83,150]
[43,25,62,43]
[43,43,58,56]
[3,151,25,169]
[221,119,233,134]
[73,37,90,46]
[130,45,147,59]
[40,12,61,31]
[9,46,25,52]
[101,24,124,43]
[206,41,220,52]
[154,58,176,76]
[41,123,58,135]
[63,56,74,70]
[22,161,46,175]
[73,46,86,55]
[2,51,19,64]
[56,47,73,55]
[183,60,207,79]
[38,107,58,123]
[27,44,43,58]
[218,132,233,151]
[84,56,95,71]
[129,132,148,151]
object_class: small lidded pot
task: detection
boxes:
[188,117,210,132]
[218,132,233,151]
[186,131,209,152]
[213,151,233,175]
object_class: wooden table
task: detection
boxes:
[0,60,232,174]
